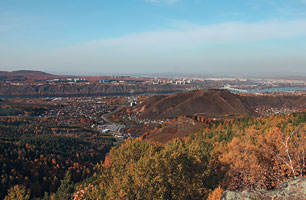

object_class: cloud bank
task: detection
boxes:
[82,19,306,48]
[2,19,306,75]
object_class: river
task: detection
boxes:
[247,87,306,93]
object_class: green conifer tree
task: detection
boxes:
[55,171,74,200]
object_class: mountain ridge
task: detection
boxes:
[136,89,257,120]
[0,70,55,76]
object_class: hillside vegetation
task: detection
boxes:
[70,113,306,200]
[0,102,115,199]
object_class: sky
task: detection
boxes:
[1,0,306,76]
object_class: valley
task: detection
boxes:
[2,72,306,199]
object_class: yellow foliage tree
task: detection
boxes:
[4,185,30,200]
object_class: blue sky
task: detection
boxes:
[1,0,306,76]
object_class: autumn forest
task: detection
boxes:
[1,96,306,199]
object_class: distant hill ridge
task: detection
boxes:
[136,89,257,120]
[136,89,306,120]
[138,89,306,144]
[0,70,55,76]
[0,70,63,83]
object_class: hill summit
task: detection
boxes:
[136,89,257,120]
[0,70,54,76]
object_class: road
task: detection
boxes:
[101,110,126,135]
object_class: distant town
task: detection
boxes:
[1,70,306,99]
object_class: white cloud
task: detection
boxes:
[80,19,306,49]
[3,19,306,75]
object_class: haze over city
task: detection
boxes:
[1,0,306,76]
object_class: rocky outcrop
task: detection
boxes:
[0,83,185,97]
[221,177,306,200]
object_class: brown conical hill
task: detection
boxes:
[136,89,257,120]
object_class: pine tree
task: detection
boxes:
[55,171,74,200]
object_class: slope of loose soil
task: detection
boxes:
[143,117,205,144]
[136,89,257,120]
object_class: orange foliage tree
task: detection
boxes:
[219,125,306,190]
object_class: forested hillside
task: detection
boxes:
[3,97,306,199]
[0,101,115,199]
[72,113,306,200]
